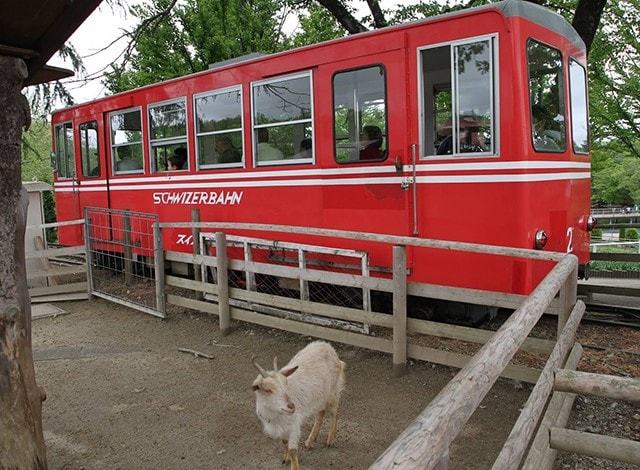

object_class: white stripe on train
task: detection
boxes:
[53,161,591,187]
[53,171,591,192]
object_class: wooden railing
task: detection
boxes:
[369,254,580,469]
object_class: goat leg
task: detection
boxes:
[289,448,300,470]
[326,402,339,447]
[304,410,325,449]
[282,440,290,464]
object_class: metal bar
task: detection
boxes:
[84,211,94,299]
[153,222,166,318]
[123,210,133,285]
[92,291,165,319]
[192,209,203,300]
[411,143,418,235]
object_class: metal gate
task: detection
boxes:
[84,207,165,318]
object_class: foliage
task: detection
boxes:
[21,121,56,223]
[105,0,291,93]
[591,228,603,239]
[592,151,640,205]
[626,228,639,240]
[291,4,344,47]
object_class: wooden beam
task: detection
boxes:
[29,282,87,297]
[550,427,640,466]
[578,283,640,297]
[30,293,88,303]
[369,255,578,469]
[392,246,407,376]
[25,245,84,259]
[521,344,584,470]
[554,370,640,404]
[216,232,230,335]
[492,301,585,470]
[153,223,166,318]
[27,264,86,280]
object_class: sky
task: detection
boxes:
[47,0,423,105]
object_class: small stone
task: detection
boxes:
[217,449,226,455]
[609,402,618,409]
[169,404,185,411]
[633,414,640,421]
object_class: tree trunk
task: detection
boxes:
[315,0,367,34]
[572,0,607,55]
[0,55,47,469]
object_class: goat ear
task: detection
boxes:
[281,366,299,377]
[252,384,260,391]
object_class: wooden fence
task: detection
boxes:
[158,220,570,386]
[26,219,88,302]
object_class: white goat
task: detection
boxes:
[252,341,346,470]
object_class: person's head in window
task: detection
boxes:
[215,136,240,164]
[173,147,188,169]
[167,155,182,171]
[532,105,562,151]
[295,138,312,159]
[359,125,384,160]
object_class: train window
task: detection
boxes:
[333,65,387,163]
[420,37,496,157]
[569,59,589,154]
[54,122,75,179]
[80,121,100,177]
[149,99,188,172]
[110,108,144,174]
[528,40,566,153]
[194,87,243,168]
[252,72,313,165]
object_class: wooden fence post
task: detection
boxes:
[123,210,133,285]
[393,245,407,377]
[558,264,577,337]
[153,222,166,318]
[192,209,203,300]
[215,231,230,335]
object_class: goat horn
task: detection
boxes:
[251,355,267,377]
[273,356,278,371]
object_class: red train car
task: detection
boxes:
[51,0,593,300]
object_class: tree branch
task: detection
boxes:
[315,0,367,34]
[572,0,607,55]
[365,0,387,28]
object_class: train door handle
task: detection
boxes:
[401,176,414,191]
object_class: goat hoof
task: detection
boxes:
[304,440,314,450]
[326,439,335,448]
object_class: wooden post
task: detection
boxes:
[153,222,166,318]
[554,370,640,404]
[392,245,407,377]
[123,210,133,285]
[216,231,230,335]
[192,209,203,300]
[84,211,94,299]
[550,427,640,466]
[0,56,47,468]
[558,264,577,337]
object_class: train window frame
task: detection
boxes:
[251,70,315,167]
[332,64,389,165]
[568,58,590,155]
[527,38,567,154]
[193,85,245,170]
[54,121,76,179]
[148,97,189,173]
[79,121,100,178]
[417,34,499,160]
[110,106,145,176]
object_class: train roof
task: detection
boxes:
[53,0,584,115]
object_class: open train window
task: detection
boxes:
[420,36,497,158]
[252,72,313,165]
[149,98,188,172]
[333,65,388,163]
[110,108,144,175]
[54,122,75,179]
[569,59,589,154]
[528,40,566,153]
[194,86,243,169]
[80,121,100,177]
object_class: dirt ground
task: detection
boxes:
[33,297,640,470]
[34,299,534,470]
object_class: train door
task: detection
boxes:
[318,49,413,238]
[76,113,110,212]
[53,121,83,243]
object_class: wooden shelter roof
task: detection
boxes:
[0,0,102,85]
